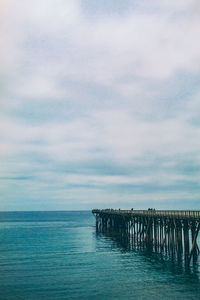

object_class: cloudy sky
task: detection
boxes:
[1,0,200,211]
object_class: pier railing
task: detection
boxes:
[92,209,200,219]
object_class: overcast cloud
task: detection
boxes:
[1,0,200,211]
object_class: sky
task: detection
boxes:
[0,0,200,211]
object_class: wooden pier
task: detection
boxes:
[92,209,200,264]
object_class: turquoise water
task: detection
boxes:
[0,211,200,300]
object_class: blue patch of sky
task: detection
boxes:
[9,81,121,125]
[141,73,200,122]
[0,176,34,181]
[81,0,170,18]
[157,73,200,116]
[103,181,200,194]
[82,0,134,16]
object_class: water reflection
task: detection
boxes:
[95,230,200,280]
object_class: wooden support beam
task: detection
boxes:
[189,222,200,264]
[183,221,190,261]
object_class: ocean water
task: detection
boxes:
[0,211,200,300]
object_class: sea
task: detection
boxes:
[0,211,200,300]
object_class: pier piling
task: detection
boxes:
[92,209,200,264]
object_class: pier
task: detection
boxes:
[92,209,200,264]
